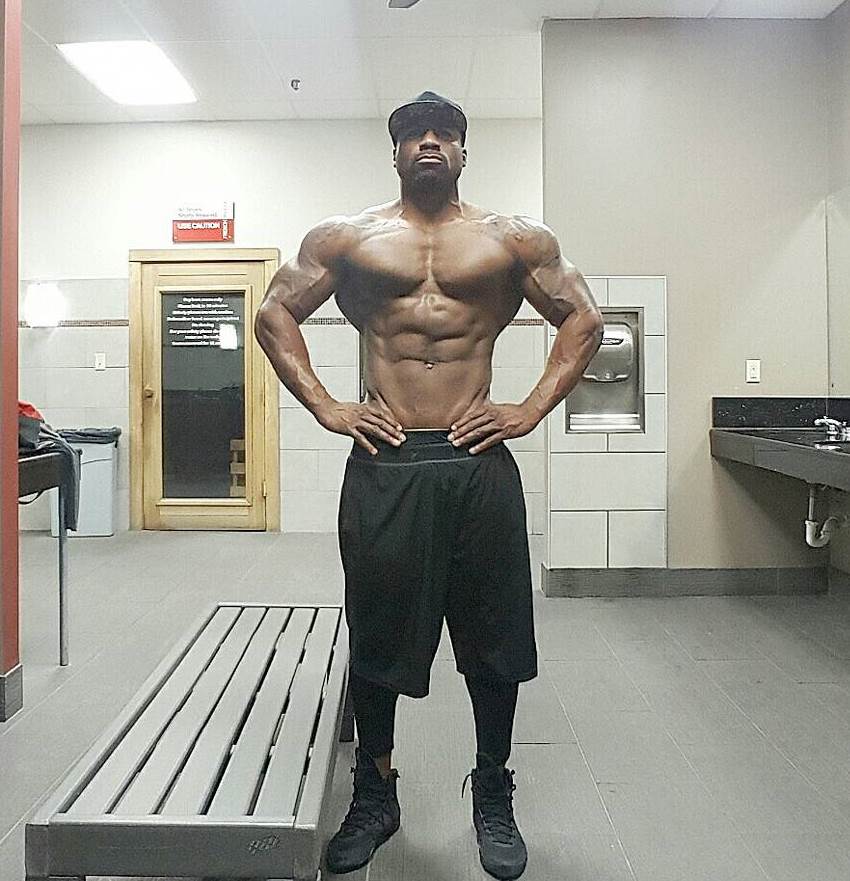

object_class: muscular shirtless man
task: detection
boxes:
[255,92,603,880]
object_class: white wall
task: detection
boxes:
[18,117,546,533]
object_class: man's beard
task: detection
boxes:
[406,165,457,194]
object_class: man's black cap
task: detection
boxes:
[388,91,468,146]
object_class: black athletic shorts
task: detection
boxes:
[337,429,538,698]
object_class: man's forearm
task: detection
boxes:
[521,310,603,423]
[254,302,334,415]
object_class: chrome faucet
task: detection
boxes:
[814,417,850,441]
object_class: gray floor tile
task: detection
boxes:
[745,832,850,881]
[598,777,769,881]
[546,659,652,715]
[606,637,762,746]
[652,597,775,660]
[563,708,704,785]
[678,735,850,839]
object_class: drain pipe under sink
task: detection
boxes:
[805,484,848,547]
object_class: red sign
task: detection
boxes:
[172,218,234,243]
[172,201,235,243]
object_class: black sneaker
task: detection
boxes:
[463,754,527,880]
[325,748,401,875]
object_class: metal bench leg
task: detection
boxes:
[339,676,354,743]
[58,484,69,666]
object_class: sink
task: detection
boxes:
[710,426,850,492]
[734,428,850,450]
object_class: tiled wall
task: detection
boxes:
[18,278,131,531]
[545,276,668,569]
[18,279,547,535]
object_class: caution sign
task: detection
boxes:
[172,202,235,243]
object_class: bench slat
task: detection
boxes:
[66,606,240,816]
[159,607,290,816]
[253,608,340,817]
[295,617,349,829]
[114,607,266,815]
[207,607,315,817]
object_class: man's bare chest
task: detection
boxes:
[339,224,519,301]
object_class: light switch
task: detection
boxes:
[746,359,760,383]
[94,352,106,371]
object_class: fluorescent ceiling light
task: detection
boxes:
[56,41,196,105]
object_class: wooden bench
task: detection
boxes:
[25,603,353,881]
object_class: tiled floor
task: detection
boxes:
[4,531,850,880]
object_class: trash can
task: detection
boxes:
[50,427,122,537]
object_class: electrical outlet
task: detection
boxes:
[94,352,106,371]
[746,359,760,383]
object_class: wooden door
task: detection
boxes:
[129,250,279,530]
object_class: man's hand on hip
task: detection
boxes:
[313,400,406,456]
[448,403,538,454]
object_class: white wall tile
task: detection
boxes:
[490,367,540,403]
[607,277,666,335]
[493,325,545,368]
[514,450,544,494]
[18,327,57,368]
[279,365,363,409]
[280,449,319,492]
[82,327,129,369]
[608,510,667,568]
[39,408,89,429]
[548,400,608,452]
[526,493,549,535]
[280,407,351,451]
[550,452,667,511]
[25,278,129,321]
[18,367,47,405]
[21,327,86,368]
[644,334,666,394]
[549,511,607,568]
[585,276,608,306]
[505,421,545,452]
[317,366,361,403]
[516,300,541,319]
[301,324,359,367]
[311,298,344,319]
[608,394,666,453]
[42,367,128,410]
[317,450,350,491]
[282,490,340,532]
[526,491,545,535]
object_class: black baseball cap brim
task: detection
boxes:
[388,91,468,145]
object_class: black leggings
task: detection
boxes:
[349,670,519,766]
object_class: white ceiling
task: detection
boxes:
[21,0,846,125]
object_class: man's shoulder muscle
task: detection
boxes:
[304,203,397,261]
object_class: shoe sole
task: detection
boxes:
[324,822,400,875]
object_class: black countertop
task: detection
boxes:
[710,428,850,492]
